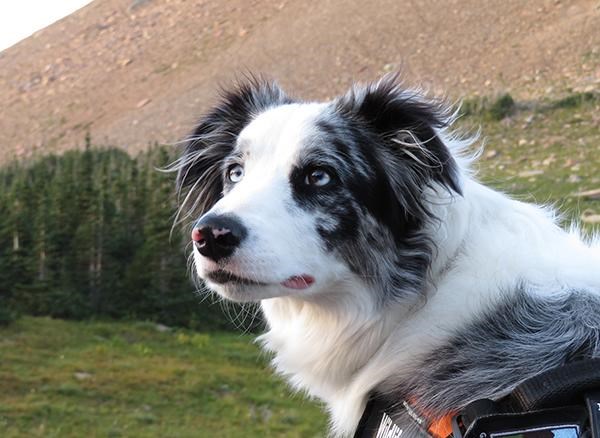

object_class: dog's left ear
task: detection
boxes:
[172,77,291,225]
[336,75,462,197]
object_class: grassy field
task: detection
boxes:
[460,92,600,228]
[0,317,327,437]
[1,92,599,438]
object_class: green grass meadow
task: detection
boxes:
[0,317,327,437]
[1,92,599,437]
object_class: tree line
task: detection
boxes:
[0,143,247,330]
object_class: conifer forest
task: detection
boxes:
[0,143,235,329]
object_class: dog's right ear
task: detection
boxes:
[336,75,462,195]
[173,77,291,222]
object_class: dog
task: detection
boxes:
[173,75,600,437]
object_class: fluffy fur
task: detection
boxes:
[172,75,600,437]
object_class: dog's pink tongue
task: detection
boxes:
[281,275,315,290]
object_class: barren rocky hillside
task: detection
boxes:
[1,0,599,162]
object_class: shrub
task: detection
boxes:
[488,93,516,120]
[552,92,597,109]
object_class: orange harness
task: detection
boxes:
[355,396,456,438]
[427,414,455,438]
[403,399,456,438]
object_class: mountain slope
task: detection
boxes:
[0,0,599,162]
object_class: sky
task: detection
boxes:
[0,0,94,52]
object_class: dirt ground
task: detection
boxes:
[0,0,599,162]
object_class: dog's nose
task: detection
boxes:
[192,214,247,262]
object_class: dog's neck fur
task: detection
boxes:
[259,176,600,437]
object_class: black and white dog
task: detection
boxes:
[174,75,600,437]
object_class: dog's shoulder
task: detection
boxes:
[395,287,600,419]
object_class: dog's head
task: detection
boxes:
[175,75,462,305]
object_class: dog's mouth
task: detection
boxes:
[280,275,315,290]
[206,270,267,286]
[205,270,315,290]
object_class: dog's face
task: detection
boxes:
[175,77,461,304]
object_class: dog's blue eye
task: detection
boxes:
[305,168,331,187]
[227,164,244,183]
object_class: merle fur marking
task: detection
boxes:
[286,81,464,302]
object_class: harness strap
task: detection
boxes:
[354,396,455,438]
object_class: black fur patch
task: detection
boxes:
[287,76,462,302]
[335,75,462,199]
[175,77,292,220]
